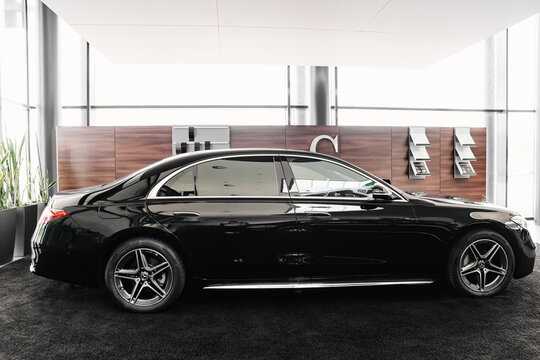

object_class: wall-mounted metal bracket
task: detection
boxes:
[454,127,477,178]
[409,127,431,179]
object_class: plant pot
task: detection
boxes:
[0,208,17,266]
[14,204,40,257]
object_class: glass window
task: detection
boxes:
[90,107,286,126]
[338,39,490,110]
[0,0,28,105]
[59,19,86,107]
[158,167,195,197]
[287,157,383,199]
[508,15,538,111]
[91,49,286,106]
[158,156,279,197]
[197,157,278,196]
[338,109,488,127]
[507,113,535,217]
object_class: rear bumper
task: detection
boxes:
[30,217,100,287]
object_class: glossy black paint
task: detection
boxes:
[30,149,536,288]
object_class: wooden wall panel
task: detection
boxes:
[340,126,392,179]
[440,127,487,201]
[230,126,285,148]
[57,127,115,191]
[286,126,338,156]
[57,125,487,201]
[391,127,441,194]
[115,127,172,178]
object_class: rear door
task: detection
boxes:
[146,155,299,281]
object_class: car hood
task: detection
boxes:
[409,192,519,218]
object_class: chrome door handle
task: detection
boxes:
[173,211,200,217]
[305,211,331,217]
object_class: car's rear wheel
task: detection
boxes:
[104,237,185,312]
[447,229,514,297]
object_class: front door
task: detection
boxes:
[282,156,426,279]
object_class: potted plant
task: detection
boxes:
[0,135,57,264]
[2,137,28,259]
[21,146,56,256]
[0,140,17,265]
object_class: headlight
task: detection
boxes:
[506,215,528,230]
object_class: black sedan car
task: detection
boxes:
[31,149,536,312]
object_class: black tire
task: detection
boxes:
[447,229,514,297]
[104,237,185,312]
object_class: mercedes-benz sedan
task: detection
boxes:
[31,149,536,312]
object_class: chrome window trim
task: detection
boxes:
[147,152,407,202]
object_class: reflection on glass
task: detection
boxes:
[287,157,379,199]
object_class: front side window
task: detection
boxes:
[157,156,279,197]
[286,157,383,199]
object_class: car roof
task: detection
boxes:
[128,148,346,183]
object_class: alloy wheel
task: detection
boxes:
[113,247,173,307]
[459,239,509,293]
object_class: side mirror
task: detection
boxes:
[383,178,392,185]
[372,184,392,200]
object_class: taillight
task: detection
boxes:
[40,208,69,223]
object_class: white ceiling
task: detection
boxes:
[42,0,540,67]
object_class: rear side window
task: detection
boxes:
[157,156,279,197]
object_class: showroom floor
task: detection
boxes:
[0,250,539,360]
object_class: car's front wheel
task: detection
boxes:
[104,237,185,312]
[447,229,515,297]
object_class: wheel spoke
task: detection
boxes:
[147,279,166,298]
[114,269,138,281]
[461,263,478,277]
[478,269,486,291]
[484,243,501,262]
[486,263,506,276]
[469,243,482,260]
[136,249,149,269]
[149,261,171,276]
[129,281,144,304]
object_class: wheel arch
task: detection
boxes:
[96,227,191,287]
[451,221,519,261]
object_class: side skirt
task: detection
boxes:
[202,279,435,290]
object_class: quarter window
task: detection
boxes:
[286,157,381,199]
[157,167,195,197]
[157,156,279,197]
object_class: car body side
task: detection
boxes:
[30,149,536,287]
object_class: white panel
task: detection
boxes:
[455,143,476,160]
[409,127,430,146]
[367,0,540,37]
[219,27,357,65]
[74,25,220,63]
[42,0,218,25]
[218,0,388,30]
[409,145,430,160]
[455,127,476,146]
[340,32,479,68]
[42,0,540,65]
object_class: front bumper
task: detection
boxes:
[512,228,536,279]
